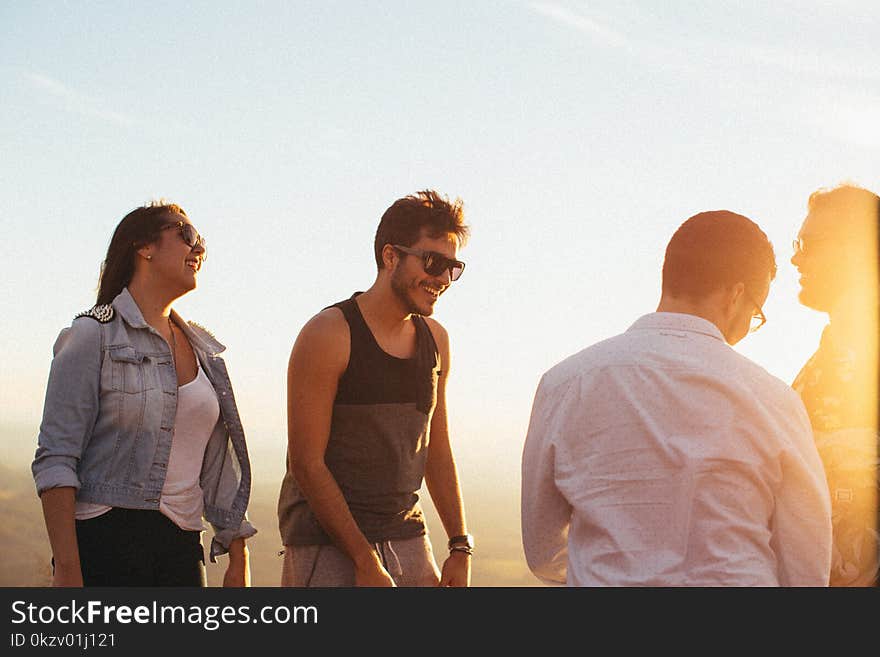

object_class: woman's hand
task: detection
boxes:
[40,487,84,587]
[52,562,84,587]
[222,561,249,587]
[222,538,250,587]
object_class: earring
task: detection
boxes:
[146,255,153,261]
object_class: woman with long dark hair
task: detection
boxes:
[32,201,255,586]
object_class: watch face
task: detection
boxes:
[449,534,474,549]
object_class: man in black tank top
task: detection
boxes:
[278,190,474,587]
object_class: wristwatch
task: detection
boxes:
[448,534,474,550]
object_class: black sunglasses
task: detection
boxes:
[393,244,465,281]
[159,221,207,259]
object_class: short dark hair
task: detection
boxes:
[661,210,777,299]
[96,201,187,305]
[807,184,879,232]
[374,190,469,269]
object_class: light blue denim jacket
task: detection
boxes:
[32,288,256,561]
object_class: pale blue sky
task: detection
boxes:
[1,1,878,493]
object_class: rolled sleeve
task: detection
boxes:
[209,515,258,562]
[31,319,102,496]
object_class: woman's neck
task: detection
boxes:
[127,279,177,330]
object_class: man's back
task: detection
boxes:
[522,312,831,586]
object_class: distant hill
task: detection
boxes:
[0,461,53,586]
[2,430,536,587]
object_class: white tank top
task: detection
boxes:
[76,363,220,530]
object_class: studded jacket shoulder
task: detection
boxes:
[73,304,115,323]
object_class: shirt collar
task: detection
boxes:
[112,287,226,355]
[627,312,726,343]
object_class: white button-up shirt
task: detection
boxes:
[521,312,832,586]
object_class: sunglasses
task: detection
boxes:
[393,244,465,281]
[159,220,207,259]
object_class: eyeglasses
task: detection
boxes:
[744,289,766,333]
[393,244,465,281]
[792,236,842,256]
[160,221,207,259]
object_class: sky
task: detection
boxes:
[1,0,879,505]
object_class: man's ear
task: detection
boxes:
[726,282,746,315]
[381,243,399,272]
[715,282,744,323]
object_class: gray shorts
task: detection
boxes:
[281,534,441,587]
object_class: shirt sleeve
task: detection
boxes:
[209,515,258,562]
[200,408,257,563]
[32,319,103,495]
[521,374,572,585]
[771,392,833,586]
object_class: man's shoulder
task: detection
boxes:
[540,327,796,396]
[726,348,802,403]
[301,306,348,337]
[422,315,445,333]
[288,306,352,375]
[421,316,448,348]
[540,331,633,390]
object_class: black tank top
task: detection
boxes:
[278,294,441,545]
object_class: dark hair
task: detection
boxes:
[96,201,188,305]
[807,183,880,230]
[373,189,469,269]
[661,210,777,299]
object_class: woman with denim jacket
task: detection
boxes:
[32,201,256,586]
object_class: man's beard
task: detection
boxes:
[391,267,433,316]
[797,282,834,313]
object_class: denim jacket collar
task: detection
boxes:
[113,287,226,355]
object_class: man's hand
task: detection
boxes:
[439,551,471,587]
[354,554,397,587]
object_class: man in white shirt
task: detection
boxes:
[521,210,832,586]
